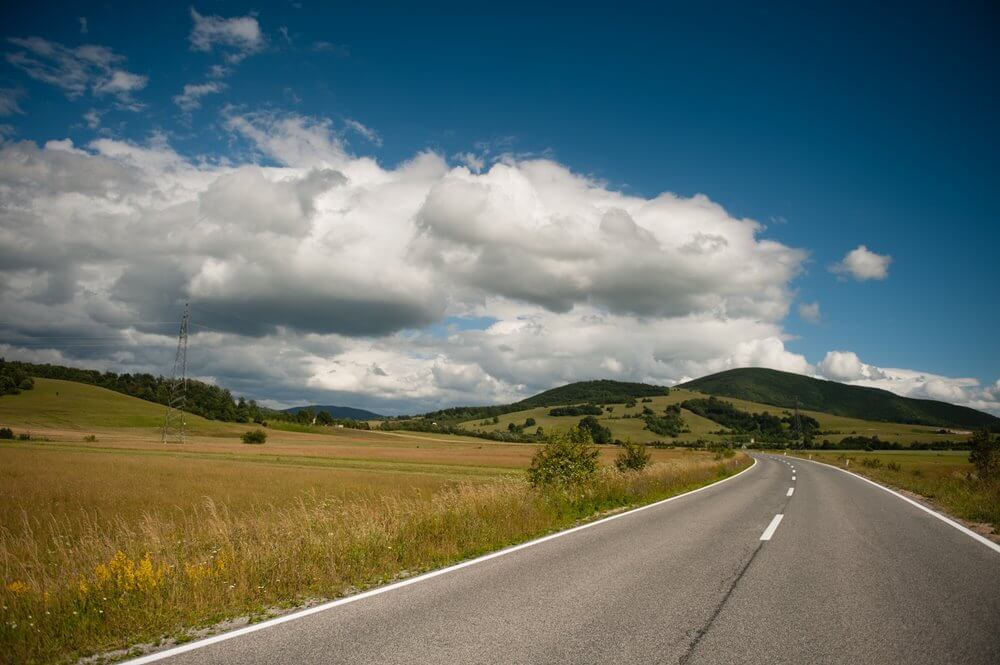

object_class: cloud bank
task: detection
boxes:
[0,111,994,415]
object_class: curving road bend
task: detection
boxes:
[129,454,1000,665]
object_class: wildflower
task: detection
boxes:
[5,581,29,596]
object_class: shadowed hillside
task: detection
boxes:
[680,368,998,429]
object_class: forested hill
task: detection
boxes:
[416,379,669,422]
[0,358,266,423]
[283,405,382,420]
[680,367,999,429]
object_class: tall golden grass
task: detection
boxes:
[0,455,747,664]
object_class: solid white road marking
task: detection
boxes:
[760,514,784,540]
[787,487,794,496]
[120,459,760,664]
[790,456,1000,556]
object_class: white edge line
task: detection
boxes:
[791,455,1000,556]
[760,513,784,540]
[122,458,759,664]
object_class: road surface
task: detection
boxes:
[131,454,1000,664]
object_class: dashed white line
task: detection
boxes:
[786,487,794,496]
[760,514,784,540]
[792,476,796,481]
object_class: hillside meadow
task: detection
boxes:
[461,388,959,446]
[0,379,749,663]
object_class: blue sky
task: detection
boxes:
[0,1,996,413]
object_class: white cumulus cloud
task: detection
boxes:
[832,244,892,281]
[817,350,999,414]
[0,112,820,412]
[189,8,264,63]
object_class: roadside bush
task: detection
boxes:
[241,429,268,444]
[615,439,651,472]
[83,434,97,442]
[527,427,599,489]
[860,457,883,469]
[707,442,735,459]
[17,432,29,441]
[885,461,902,472]
[969,428,999,482]
[0,427,13,440]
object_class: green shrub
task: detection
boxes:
[83,434,97,442]
[527,427,599,489]
[615,439,651,472]
[968,428,999,482]
[241,429,268,444]
[885,461,902,472]
[707,442,735,459]
[0,427,13,440]
[17,432,30,441]
[860,457,883,469]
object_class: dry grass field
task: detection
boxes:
[0,379,748,663]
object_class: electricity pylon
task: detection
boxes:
[162,302,190,444]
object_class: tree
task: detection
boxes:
[969,428,999,482]
[524,417,536,427]
[527,427,599,489]
[578,415,612,444]
[316,410,334,426]
[615,439,651,472]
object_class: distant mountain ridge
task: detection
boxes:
[283,405,383,420]
[680,367,998,429]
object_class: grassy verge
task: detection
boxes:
[0,454,749,663]
[786,450,999,530]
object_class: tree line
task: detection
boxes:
[681,396,820,443]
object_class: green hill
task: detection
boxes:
[679,368,998,429]
[0,377,230,433]
[517,380,668,407]
[283,405,382,420]
[418,379,669,422]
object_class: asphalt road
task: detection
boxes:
[133,455,1000,665]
